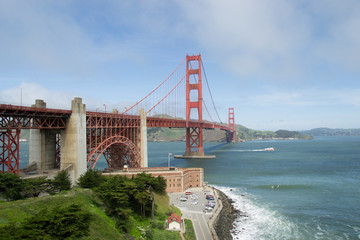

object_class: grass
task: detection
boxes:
[183,219,196,240]
[127,192,182,239]
[0,188,122,239]
[153,228,182,240]
[0,188,190,240]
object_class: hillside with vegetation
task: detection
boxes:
[0,171,187,240]
[147,124,313,142]
[300,128,360,136]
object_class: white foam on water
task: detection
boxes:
[215,149,268,152]
[214,185,301,240]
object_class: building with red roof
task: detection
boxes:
[167,213,182,231]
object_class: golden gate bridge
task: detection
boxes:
[0,54,236,180]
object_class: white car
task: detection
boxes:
[207,203,215,208]
[204,206,213,212]
[190,200,198,205]
[180,196,187,202]
[191,194,198,200]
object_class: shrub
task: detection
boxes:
[145,229,153,239]
[22,177,51,198]
[0,172,24,201]
[78,169,105,188]
[51,170,71,193]
[0,204,92,239]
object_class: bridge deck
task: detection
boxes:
[0,104,231,131]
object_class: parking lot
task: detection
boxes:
[169,186,218,240]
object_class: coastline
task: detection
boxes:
[212,188,243,240]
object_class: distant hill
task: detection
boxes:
[236,126,313,141]
[300,128,360,136]
[148,124,313,142]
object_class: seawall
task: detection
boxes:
[212,189,240,240]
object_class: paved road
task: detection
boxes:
[169,187,217,240]
[190,212,212,240]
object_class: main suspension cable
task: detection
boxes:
[122,56,186,114]
[201,59,223,123]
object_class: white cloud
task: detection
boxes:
[0,83,76,109]
[245,88,360,107]
[176,0,360,81]
[0,83,134,113]
[0,1,146,79]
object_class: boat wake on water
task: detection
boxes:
[215,148,275,152]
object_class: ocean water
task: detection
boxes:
[18,136,360,239]
[146,137,360,240]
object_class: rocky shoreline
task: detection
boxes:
[213,189,238,240]
[213,189,245,240]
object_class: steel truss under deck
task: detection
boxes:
[86,113,142,170]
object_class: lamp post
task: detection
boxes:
[103,104,106,113]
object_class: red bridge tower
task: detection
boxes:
[185,54,204,157]
[228,107,236,142]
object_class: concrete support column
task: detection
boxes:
[29,129,42,170]
[61,98,86,185]
[29,99,51,170]
[42,131,57,169]
[139,108,148,168]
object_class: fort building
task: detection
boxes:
[102,167,204,193]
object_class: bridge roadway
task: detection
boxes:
[0,104,231,131]
[169,186,218,240]
[0,101,234,179]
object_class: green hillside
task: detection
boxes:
[147,124,313,142]
[0,187,182,240]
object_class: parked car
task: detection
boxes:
[206,194,214,200]
[191,194,198,200]
[180,196,187,202]
[190,200,198,205]
[204,206,213,212]
[207,202,215,208]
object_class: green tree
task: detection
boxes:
[23,177,52,198]
[78,169,105,188]
[94,176,132,231]
[50,170,71,193]
[0,172,24,201]
[0,204,92,239]
[134,173,167,220]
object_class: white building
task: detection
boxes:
[167,213,181,231]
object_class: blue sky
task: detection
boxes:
[1,0,360,131]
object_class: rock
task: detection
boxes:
[213,189,238,240]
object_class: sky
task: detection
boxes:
[1,0,360,131]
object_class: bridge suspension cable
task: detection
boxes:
[187,59,222,124]
[123,55,224,126]
[201,60,223,124]
[122,56,186,115]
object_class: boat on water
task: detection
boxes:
[265,147,275,151]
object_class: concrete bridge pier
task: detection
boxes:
[139,108,148,168]
[60,98,87,185]
[29,100,58,171]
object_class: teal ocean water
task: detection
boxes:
[19,136,360,239]
[147,137,360,239]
